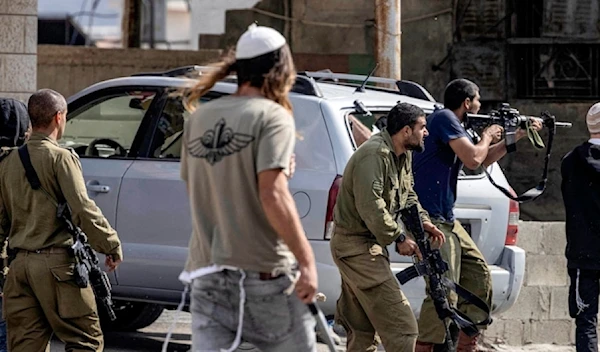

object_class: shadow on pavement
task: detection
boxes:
[105,331,191,351]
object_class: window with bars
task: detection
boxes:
[512,44,600,99]
[507,0,600,99]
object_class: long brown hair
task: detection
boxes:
[183,44,296,113]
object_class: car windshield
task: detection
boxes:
[344,109,484,177]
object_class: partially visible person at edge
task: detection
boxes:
[178,24,318,352]
[412,79,541,352]
[330,102,445,352]
[0,89,123,352]
[561,102,600,352]
[0,97,32,352]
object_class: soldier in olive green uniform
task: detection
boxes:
[0,89,123,352]
[331,103,445,352]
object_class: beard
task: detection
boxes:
[406,139,425,153]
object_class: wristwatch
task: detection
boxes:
[395,233,406,243]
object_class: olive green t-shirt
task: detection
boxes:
[180,95,296,277]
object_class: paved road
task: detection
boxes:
[48,310,341,352]
[47,310,576,352]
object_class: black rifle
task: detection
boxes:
[460,103,572,203]
[17,145,117,321]
[395,204,490,350]
[57,203,117,321]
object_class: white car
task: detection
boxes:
[64,67,524,330]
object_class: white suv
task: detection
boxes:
[64,67,525,330]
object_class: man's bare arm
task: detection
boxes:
[258,168,317,303]
[350,116,372,147]
[482,140,509,167]
[258,169,314,266]
[483,120,543,167]
[449,135,493,170]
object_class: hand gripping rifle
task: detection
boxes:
[17,145,117,321]
[462,103,572,203]
[395,205,491,349]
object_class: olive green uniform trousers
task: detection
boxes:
[417,220,492,344]
[331,232,418,352]
[4,250,103,352]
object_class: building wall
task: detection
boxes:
[189,0,260,50]
[484,221,577,345]
[0,0,38,102]
[36,45,222,98]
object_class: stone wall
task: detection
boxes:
[484,221,577,346]
[0,0,38,101]
[37,45,222,98]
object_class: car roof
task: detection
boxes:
[67,74,439,113]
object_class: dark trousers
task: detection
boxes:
[569,268,600,352]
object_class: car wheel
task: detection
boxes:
[100,300,164,331]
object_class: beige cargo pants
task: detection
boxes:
[330,232,418,352]
[4,250,103,352]
[417,220,492,344]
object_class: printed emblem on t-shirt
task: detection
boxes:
[187,118,255,165]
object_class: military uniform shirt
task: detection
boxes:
[0,133,122,260]
[333,129,430,246]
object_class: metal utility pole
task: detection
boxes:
[122,0,142,48]
[375,0,401,81]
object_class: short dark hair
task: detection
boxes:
[28,89,67,128]
[443,79,479,110]
[386,102,425,136]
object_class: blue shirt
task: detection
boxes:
[413,109,470,222]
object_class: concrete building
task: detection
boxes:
[0,0,38,101]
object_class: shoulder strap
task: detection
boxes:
[17,145,59,207]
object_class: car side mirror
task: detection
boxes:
[129,98,144,110]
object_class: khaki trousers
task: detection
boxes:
[4,250,103,352]
[331,233,418,352]
[417,220,492,344]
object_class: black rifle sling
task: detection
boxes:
[473,115,556,203]
[441,277,492,326]
[18,145,42,191]
[18,145,71,222]
[397,267,491,334]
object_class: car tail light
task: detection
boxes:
[324,175,342,239]
[506,187,519,245]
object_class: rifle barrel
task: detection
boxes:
[467,113,572,128]
[527,116,572,128]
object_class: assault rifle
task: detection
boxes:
[461,103,572,203]
[395,204,490,349]
[17,145,117,321]
[463,103,571,153]
[57,203,117,321]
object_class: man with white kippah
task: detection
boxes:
[561,102,600,352]
[179,23,318,352]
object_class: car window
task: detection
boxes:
[149,92,227,160]
[349,111,388,132]
[64,91,156,158]
[151,97,189,159]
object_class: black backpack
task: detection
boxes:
[0,98,30,148]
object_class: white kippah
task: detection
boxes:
[235,23,287,60]
[587,102,600,134]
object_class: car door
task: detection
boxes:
[115,92,226,291]
[65,88,161,283]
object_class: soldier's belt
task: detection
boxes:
[17,247,70,254]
